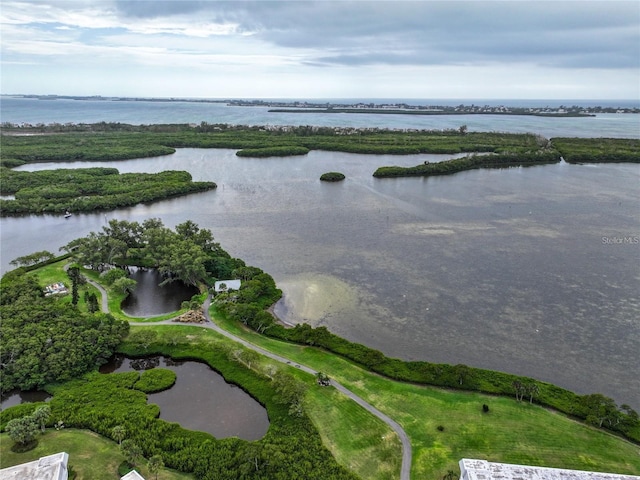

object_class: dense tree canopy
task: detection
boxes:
[0,168,215,216]
[0,272,129,394]
[63,219,237,288]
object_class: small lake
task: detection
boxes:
[100,355,269,440]
[0,390,51,410]
[121,269,199,317]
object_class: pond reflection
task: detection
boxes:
[121,269,198,317]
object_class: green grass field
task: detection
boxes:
[0,429,192,480]
[26,260,100,314]
[205,313,640,478]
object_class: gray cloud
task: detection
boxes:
[189,1,639,70]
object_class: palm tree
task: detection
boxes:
[121,439,143,467]
[147,455,164,480]
[526,383,540,404]
[112,425,126,446]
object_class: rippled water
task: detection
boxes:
[4,149,638,409]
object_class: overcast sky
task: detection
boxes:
[1,0,638,99]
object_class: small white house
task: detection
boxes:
[214,279,241,293]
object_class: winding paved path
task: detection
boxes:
[92,281,412,480]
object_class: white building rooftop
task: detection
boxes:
[121,470,146,480]
[460,459,640,480]
[0,452,69,480]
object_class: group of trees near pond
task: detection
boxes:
[0,167,215,216]
[62,219,250,288]
[0,271,129,394]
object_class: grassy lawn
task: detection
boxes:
[204,312,640,478]
[0,429,192,480]
[27,260,100,314]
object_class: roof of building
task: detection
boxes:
[0,452,69,480]
[214,279,241,292]
[121,470,146,480]
[459,459,640,480]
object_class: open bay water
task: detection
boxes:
[1,98,638,409]
[1,96,639,139]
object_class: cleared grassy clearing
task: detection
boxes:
[26,260,100,313]
[0,429,192,480]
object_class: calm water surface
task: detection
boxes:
[2,96,639,139]
[100,355,269,440]
[3,148,638,409]
[121,269,198,317]
[0,390,51,410]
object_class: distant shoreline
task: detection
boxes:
[267,108,596,118]
[3,94,638,114]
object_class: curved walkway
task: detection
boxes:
[95,284,412,480]
[85,277,109,313]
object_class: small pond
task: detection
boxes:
[0,390,51,410]
[100,355,269,440]
[121,269,199,317]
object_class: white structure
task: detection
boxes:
[459,459,640,480]
[121,470,146,480]
[0,452,69,480]
[214,279,241,293]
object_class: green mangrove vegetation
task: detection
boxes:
[214,284,640,444]
[373,152,560,178]
[133,368,177,393]
[552,137,640,163]
[1,123,548,166]
[3,124,638,188]
[0,168,215,216]
[236,146,310,157]
[320,172,346,182]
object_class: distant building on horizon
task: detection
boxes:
[459,459,640,480]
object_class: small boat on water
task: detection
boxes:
[64,211,72,218]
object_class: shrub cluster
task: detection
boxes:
[373,152,561,178]
[551,137,640,163]
[320,172,346,182]
[133,368,177,393]
[236,146,310,157]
